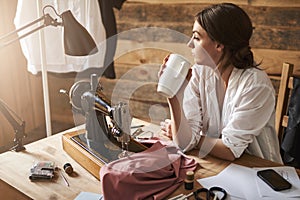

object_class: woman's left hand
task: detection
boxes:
[160,119,172,139]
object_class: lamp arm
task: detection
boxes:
[0,13,62,49]
[0,99,26,152]
[0,16,44,40]
[0,99,25,138]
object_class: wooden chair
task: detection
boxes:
[274,62,294,145]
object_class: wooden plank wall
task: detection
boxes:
[99,0,300,123]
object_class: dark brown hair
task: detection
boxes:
[195,3,259,69]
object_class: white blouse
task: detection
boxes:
[182,64,282,163]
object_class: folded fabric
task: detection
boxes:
[100,142,198,200]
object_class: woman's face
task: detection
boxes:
[187,20,222,66]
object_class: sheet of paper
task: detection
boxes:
[197,163,254,199]
[197,163,300,200]
[74,192,103,200]
[254,166,300,199]
[197,175,244,200]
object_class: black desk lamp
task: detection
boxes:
[0,5,98,151]
[1,5,98,55]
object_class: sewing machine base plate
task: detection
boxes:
[62,129,147,180]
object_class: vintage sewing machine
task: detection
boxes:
[62,74,147,178]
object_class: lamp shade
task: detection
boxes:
[61,10,98,56]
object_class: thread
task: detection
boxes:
[63,163,73,175]
[184,171,194,190]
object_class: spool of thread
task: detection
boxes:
[184,171,194,190]
[63,163,73,175]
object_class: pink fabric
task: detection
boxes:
[100,142,198,200]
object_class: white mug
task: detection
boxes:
[157,54,191,98]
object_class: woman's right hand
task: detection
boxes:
[157,54,170,78]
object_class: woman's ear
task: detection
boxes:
[216,43,224,52]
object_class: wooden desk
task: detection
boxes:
[0,125,101,200]
[0,119,299,200]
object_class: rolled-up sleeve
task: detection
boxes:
[222,81,275,158]
[182,67,202,151]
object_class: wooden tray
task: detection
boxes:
[62,129,147,180]
[62,129,103,180]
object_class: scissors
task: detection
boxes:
[168,186,227,200]
[193,186,227,200]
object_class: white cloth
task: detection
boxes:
[182,64,283,163]
[14,0,106,74]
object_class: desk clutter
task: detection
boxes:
[29,161,74,188]
[169,186,227,200]
[198,163,300,200]
[29,161,55,181]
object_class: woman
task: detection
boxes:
[159,3,282,162]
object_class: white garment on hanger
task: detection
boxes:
[14,0,106,74]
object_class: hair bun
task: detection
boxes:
[232,46,254,69]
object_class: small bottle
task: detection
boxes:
[184,171,194,190]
